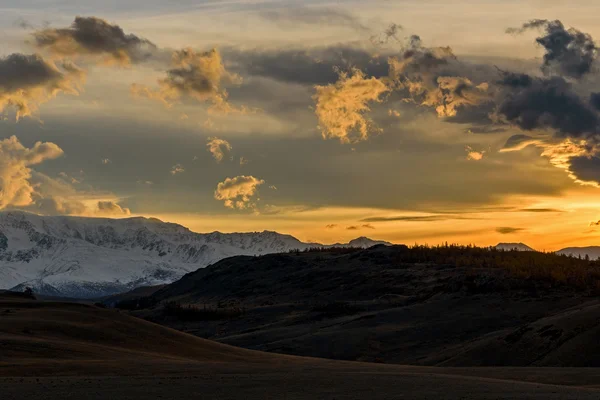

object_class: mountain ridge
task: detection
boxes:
[495,242,535,252]
[0,211,391,298]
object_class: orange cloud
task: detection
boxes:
[313,68,389,143]
[206,137,232,163]
[0,136,64,209]
[214,175,265,210]
[131,48,243,113]
[466,146,485,161]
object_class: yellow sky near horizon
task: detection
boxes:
[2,1,600,250]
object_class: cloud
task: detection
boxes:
[388,35,456,83]
[507,19,598,80]
[214,175,265,210]
[170,164,185,175]
[259,7,370,33]
[14,17,35,30]
[344,224,375,230]
[0,53,84,120]
[131,48,243,113]
[565,154,600,186]
[33,16,156,65]
[370,23,403,45]
[486,22,600,185]
[591,92,600,111]
[496,227,525,234]
[387,36,491,118]
[29,172,131,217]
[501,134,600,187]
[0,136,129,217]
[465,146,485,161]
[313,68,389,143]
[325,224,338,229]
[96,200,131,216]
[426,77,490,118]
[58,172,81,184]
[590,220,600,226]
[362,214,471,222]
[226,45,388,86]
[519,208,564,213]
[499,134,542,152]
[496,74,599,138]
[206,137,232,163]
[0,135,64,210]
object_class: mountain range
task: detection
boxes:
[2,210,599,299]
[0,211,390,298]
[495,242,600,260]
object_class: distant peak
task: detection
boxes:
[348,237,393,247]
[495,242,535,251]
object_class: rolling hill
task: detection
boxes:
[2,290,600,400]
[126,244,600,366]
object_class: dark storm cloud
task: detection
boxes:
[497,75,600,138]
[507,19,598,80]
[497,71,534,88]
[591,92,600,111]
[0,53,84,119]
[225,45,390,86]
[33,16,157,64]
[0,53,63,91]
[496,227,525,234]
[567,155,600,184]
[501,134,536,150]
[442,102,496,128]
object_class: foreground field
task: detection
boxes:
[3,370,600,400]
[2,291,600,399]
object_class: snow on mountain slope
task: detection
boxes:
[556,247,600,260]
[0,211,389,298]
[495,242,535,252]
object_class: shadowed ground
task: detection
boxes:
[2,292,600,399]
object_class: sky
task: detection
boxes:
[2,0,600,250]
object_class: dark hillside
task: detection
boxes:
[127,244,600,365]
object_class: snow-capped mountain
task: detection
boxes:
[556,247,600,260]
[495,242,535,252]
[0,211,389,298]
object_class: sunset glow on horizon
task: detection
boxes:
[3,0,600,251]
